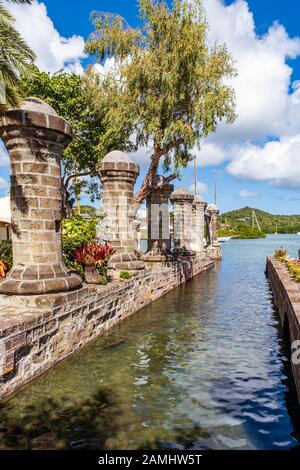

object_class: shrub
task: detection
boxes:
[73,243,115,276]
[62,215,96,268]
[0,240,13,272]
[286,260,300,282]
[119,270,132,280]
[274,247,287,261]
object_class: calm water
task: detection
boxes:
[1,234,300,450]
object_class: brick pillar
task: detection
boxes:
[0,98,82,295]
[97,151,144,270]
[206,203,222,260]
[170,188,194,254]
[191,195,207,254]
[143,182,173,261]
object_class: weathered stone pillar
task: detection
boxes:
[206,203,222,260]
[97,151,144,270]
[170,188,195,254]
[0,98,82,295]
[191,195,207,254]
[143,182,173,261]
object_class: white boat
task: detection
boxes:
[218,236,233,243]
[297,232,300,236]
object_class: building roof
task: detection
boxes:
[0,196,11,224]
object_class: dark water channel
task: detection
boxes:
[1,235,300,450]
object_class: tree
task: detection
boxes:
[85,0,237,204]
[0,0,35,109]
[21,68,133,214]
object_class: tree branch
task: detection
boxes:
[134,138,184,204]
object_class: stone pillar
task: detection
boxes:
[191,195,207,254]
[206,203,222,260]
[143,182,173,261]
[170,188,195,254]
[0,98,82,295]
[97,151,144,271]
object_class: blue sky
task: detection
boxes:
[1,0,300,215]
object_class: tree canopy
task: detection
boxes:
[20,68,133,212]
[85,0,237,203]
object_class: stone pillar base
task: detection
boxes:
[108,253,145,271]
[0,263,82,295]
[0,271,82,295]
[207,244,222,260]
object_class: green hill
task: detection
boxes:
[220,207,300,238]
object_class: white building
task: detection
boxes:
[0,196,11,241]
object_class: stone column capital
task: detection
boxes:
[193,195,207,210]
[0,97,72,147]
[170,187,194,204]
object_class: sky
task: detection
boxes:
[1,0,300,215]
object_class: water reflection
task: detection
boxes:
[1,235,300,449]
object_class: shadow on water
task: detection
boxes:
[0,388,211,450]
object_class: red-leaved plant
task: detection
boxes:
[73,243,115,270]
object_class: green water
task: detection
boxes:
[1,235,300,450]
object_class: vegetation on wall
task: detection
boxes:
[62,215,97,271]
[274,248,300,283]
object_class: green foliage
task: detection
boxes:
[286,260,300,283]
[0,240,12,269]
[85,0,236,201]
[218,224,266,239]
[99,276,108,286]
[62,215,96,268]
[0,0,36,109]
[119,270,132,280]
[221,206,300,234]
[20,68,102,202]
[20,68,132,203]
[77,205,97,218]
[274,248,287,260]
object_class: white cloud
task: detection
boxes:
[228,135,300,189]
[5,0,86,74]
[193,142,227,167]
[239,189,259,198]
[189,181,208,194]
[188,0,300,190]
[202,0,300,143]
[0,177,8,190]
[0,142,9,167]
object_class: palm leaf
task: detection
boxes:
[0,0,36,107]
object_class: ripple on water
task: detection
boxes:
[1,235,300,450]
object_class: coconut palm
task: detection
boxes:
[0,0,36,109]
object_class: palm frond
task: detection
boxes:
[4,0,32,4]
[0,0,35,107]
[0,4,13,26]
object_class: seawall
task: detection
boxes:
[266,257,300,402]
[0,256,214,400]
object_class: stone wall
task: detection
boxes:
[266,257,300,402]
[0,256,214,400]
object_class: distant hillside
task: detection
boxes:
[220,207,300,235]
